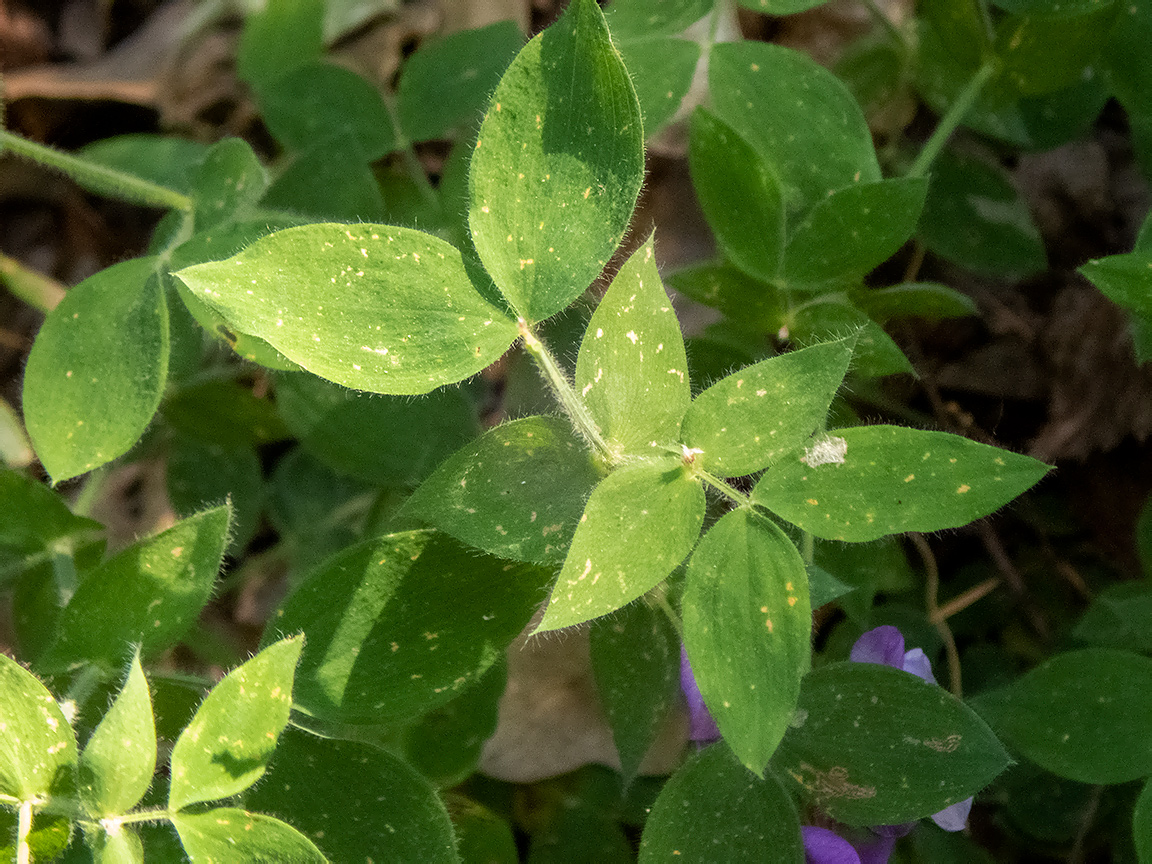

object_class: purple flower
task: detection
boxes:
[679,646,720,742]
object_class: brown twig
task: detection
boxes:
[911,532,963,698]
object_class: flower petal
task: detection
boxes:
[802,826,861,864]
[679,646,720,742]
[854,832,898,864]
[901,648,937,685]
[930,797,972,832]
[849,625,905,669]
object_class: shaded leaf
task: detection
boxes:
[789,300,913,379]
[191,138,268,230]
[237,0,324,91]
[851,281,978,323]
[615,38,701,136]
[667,262,787,332]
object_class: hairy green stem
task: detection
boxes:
[907,61,997,178]
[0,131,194,212]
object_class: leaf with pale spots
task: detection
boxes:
[246,727,457,863]
[172,807,326,863]
[576,235,691,454]
[23,257,169,483]
[264,530,548,724]
[168,635,304,811]
[639,745,804,863]
[537,459,705,632]
[681,337,853,479]
[79,652,156,816]
[402,415,600,564]
[774,662,1009,826]
[191,137,268,230]
[0,651,77,803]
[37,505,231,674]
[689,107,786,285]
[172,223,519,395]
[468,0,645,322]
[751,425,1051,542]
[709,41,880,213]
[783,177,928,286]
[682,509,811,775]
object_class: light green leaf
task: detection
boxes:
[398,21,524,143]
[402,415,600,564]
[736,0,830,13]
[681,337,853,478]
[169,636,303,810]
[1136,778,1152,864]
[689,108,786,284]
[173,808,326,863]
[246,727,457,863]
[774,662,1010,825]
[589,600,679,783]
[191,138,268,230]
[79,653,156,817]
[173,223,519,394]
[615,38,701,136]
[576,236,691,454]
[783,177,928,285]
[1080,250,1152,317]
[0,652,77,802]
[237,0,324,91]
[38,505,231,673]
[683,510,810,774]
[266,530,546,723]
[605,0,714,38]
[78,134,209,194]
[753,425,1050,541]
[538,458,705,632]
[24,257,168,482]
[468,0,645,322]
[710,41,880,211]
[87,825,145,864]
[972,648,1152,784]
[639,745,804,863]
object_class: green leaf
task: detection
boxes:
[774,662,1010,825]
[851,281,979,323]
[0,812,71,863]
[86,825,145,863]
[538,459,705,632]
[402,415,600,564]
[276,371,479,487]
[267,530,546,723]
[261,135,387,223]
[1103,0,1152,118]
[589,600,679,783]
[605,0,714,38]
[710,41,880,211]
[0,469,102,559]
[614,38,701,136]
[163,380,290,449]
[79,653,156,816]
[783,177,927,285]
[989,0,1114,16]
[0,652,77,801]
[576,236,691,454]
[737,0,830,12]
[1072,581,1152,653]
[752,425,1050,542]
[918,147,1046,278]
[971,648,1152,784]
[666,262,787,331]
[173,808,326,863]
[689,108,786,284]
[246,727,457,863]
[78,134,209,194]
[450,795,519,864]
[1080,249,1152,317]
[683,510,810,774]
[994,5,1117,97]
[24,257,168,482]
[398,21,524,143]
[169,635,303,810]
[260,61,395,159]
[638,745,804,863]
[525,767,631,862]
[237,0,324,91]
[192,138,268,230]
[38,505,231,673]
[166,436,264,554]
[681,337,853,478]
[468,0,644,322]
[173,223,519,394]
[788,300,914,378]
[1136,778,1152,864]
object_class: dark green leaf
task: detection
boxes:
[261,135,387,222]
[681,337,853,478]
[994,5,1117,97]
[24,258,168,482]
[79,653,156,816]
[1080,249,1152,317]
[576,236,691,454]
[39,505,231,673]
[851,281,979,323]
[1103,0,1152,119]
[468,0,644,322]
[1072,581,1152,653]
[615,38,700,135]
[807,564,854,609]
[1136,778,1152,864]
[683,510,810,774]
[402,415,601,564]
[989,0,1114,16]
[971,648,1152,784]
[168,635,303,810]
[710,41,880,211]
[246,727,457,863]
[0,812,71,863]
[0,469,102,560]
[450,795,519,864]
[167,436,263,553]
[192,138,268,230]
[639,745,804,862]
[737,0,830,12]
[789,300,914,378]
[0,652,77,801]
[605,0,714,38]
[398,21,524,142]
[162,380,290,449]
[237,0,324,91]
[267,530,547,723]
[78,135,209,194]
[774,662,1010,825]
[173,223,519,394]
[753,425,1050,542]
[589,600,679,783]
[538,459,705,632]
[783,177,927,285]
[172,808,326,863]
[666,262,787,331]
